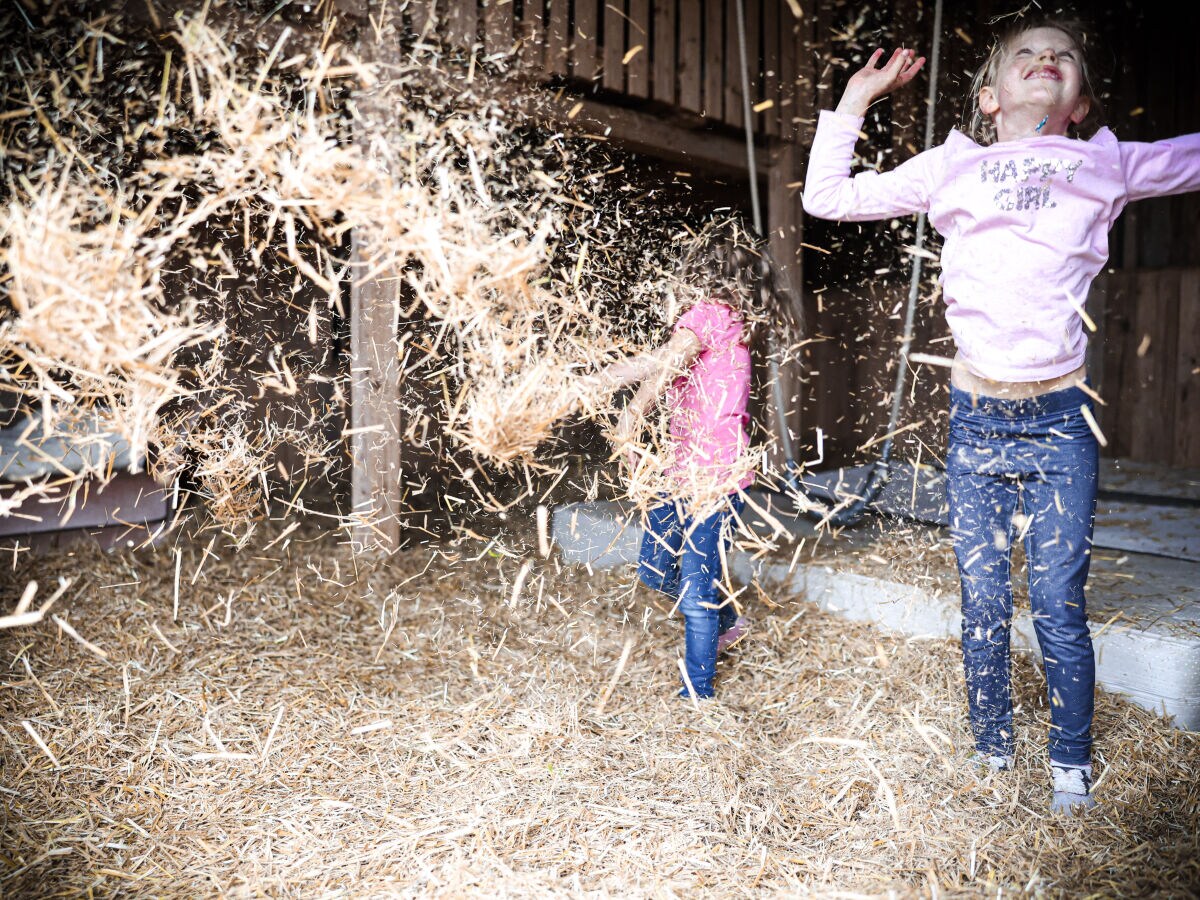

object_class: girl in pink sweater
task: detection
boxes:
[587,221,803,700]
[802,16,1200,814]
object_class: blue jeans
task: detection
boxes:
[947,385,1098,767]
[638,495,745,698]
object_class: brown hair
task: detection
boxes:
[675,217,805,353]
[963,14,1105,145]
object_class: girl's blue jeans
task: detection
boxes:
[947,385,1098,767]
[638,495,745,699]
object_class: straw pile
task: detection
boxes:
[1,523,1197,897]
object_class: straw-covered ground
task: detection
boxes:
[1,521,1198,898]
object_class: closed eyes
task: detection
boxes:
[1014,47,1077,59]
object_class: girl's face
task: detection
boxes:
[979,27,1091,141]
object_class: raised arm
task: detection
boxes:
[835,47,926,119]
[802,48,939,222]
[584,349,664,394]
[612,328,701,448]
[1120,132,1200,203]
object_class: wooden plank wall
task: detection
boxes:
[406,0,801,140]
[1091,268,1200,468]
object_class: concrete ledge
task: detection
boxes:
[552,500,1200,731]
[1,412,140,481]
[553,499,641,568]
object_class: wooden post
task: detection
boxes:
[767,138,805,475]
[349,14,403,551]
[1176,268,1200,467]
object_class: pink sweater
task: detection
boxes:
[803,110,1200,382]
[666,301,753,490]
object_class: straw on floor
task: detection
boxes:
[1,523,1197,897]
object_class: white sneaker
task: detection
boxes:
[1051,763,1097,815]
[969,751,1013,773]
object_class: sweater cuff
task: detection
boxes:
[818,108,866,130]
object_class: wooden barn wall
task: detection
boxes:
[800,0,1200,471]
[404,0,802,137]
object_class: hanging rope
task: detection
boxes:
[735,0,945,526]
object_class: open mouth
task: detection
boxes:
[1025,66,1062,81]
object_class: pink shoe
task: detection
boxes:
[717,617,748,655]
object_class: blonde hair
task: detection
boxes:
[963,15,1104,146]
[675,217,805,351]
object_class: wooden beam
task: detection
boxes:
[723,0,743,129]
[331,0,370,17]
[547,0,569,76]
[776,0,796,140]
[349,22,403,551]
[349,227,403,551]
[0,472,168,537]
[446,0,478,50]
[786,0,811,145]
[762,0,779,137]
[768,141,801,293]
[1176,268,1200,466]
[1126,269,1179,463]
[792,4,834,457]
[408,0,433,37]
[890,0,922,156]
[483,0,514,55]
[813,0,832,118]
[518,0,546,70]
[549,96,768,176]
[746,0,761,132]
[1099,270,1133,458]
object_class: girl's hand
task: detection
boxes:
[836,48,925,117]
